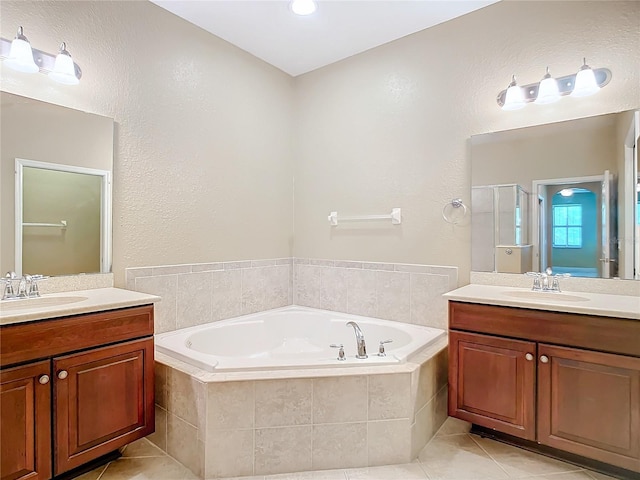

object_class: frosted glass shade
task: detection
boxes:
[502,84,526,110]
[571,67,599,97]
[49,51,79,85]
[291,0,317,15]
[4,38,38,73]
[535,76,560,104]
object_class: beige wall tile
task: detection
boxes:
[167,369,206,432]
[264,265,291,310]
[295,264,322,308]
[147,405,167,452]
[135,275,177,333]
[376,271,411,322]
[368,373,411,421]
[242,267,269,314]
[212,269,242,321]
[205,429,254,479]
[367,419,412,466]
[313,376,368,424]
[177,271,213,328]
[255,379,312,427]
[412,348,448,415]
[346,269,377,317]
[125,267,152,290]
[255,426,313,475]
[312,423,367,470]
[319,266,348,312]
[207,381,255,430]
[167,414,204,478]
[409,274,449,328]
[153,265,192,276]
[154,362,167,409]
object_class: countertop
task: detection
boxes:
[0,288,161,326]
[444,284,640,320]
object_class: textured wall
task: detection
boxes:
[1,1,638,287]
[293,1,640,283]
[0,0,295,286]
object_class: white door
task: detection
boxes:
[601,170,612,278]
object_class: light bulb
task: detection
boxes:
[48,43,79,85]
[534,67,560,105]
[502,75,526,111]
[571,58,599,97]
[4,26,39,73]
[290,0,317,16]
[560,189,574,197]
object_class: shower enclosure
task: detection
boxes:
[472,184,531,273]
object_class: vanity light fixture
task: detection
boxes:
[290,0,317,16]
[3,26,38,73]
[502,75,526,111]
[497,59,611,110]
[570,58,600,97]
[534,67,561,105]
[48,42,79,85]
[0,26,82,85]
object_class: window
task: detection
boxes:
[515,206,522,245]
[553,204,582,248]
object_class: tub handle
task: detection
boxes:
[330,343,347,361]
[377,339,393,357]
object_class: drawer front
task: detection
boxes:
[449,301,640,357]
[0,305,154,367]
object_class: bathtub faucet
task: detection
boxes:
[346,321,368,359]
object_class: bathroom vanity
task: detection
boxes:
[0,288,159,480]
[445,285,640,476]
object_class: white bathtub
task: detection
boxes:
[155,306,445,372]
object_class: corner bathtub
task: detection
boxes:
[155,306,445,372]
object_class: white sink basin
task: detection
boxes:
[0,296,88,311]
[503,290,590,302]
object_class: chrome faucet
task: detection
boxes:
[346,321,368,359]
[2,272,46,300]
[525,268,570,293]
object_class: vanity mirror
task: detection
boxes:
[0,92,113,276]
[471,110,639,280]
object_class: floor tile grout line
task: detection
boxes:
[467,433,512,478]
[94,461,111,480]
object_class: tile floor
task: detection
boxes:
[77,417,619,480]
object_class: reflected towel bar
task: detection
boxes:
[23,220,67,229]
[328,209,401,226]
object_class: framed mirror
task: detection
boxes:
[471,110,639,280]
[1,92,114,276]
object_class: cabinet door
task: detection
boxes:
[538,344,640,472]
[53,338,154,475]
[0,361,52,480]
[449,330,536,440]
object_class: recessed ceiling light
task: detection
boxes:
[290,0,317,16]
[560,188,574,197]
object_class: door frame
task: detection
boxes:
[531,175,603,273]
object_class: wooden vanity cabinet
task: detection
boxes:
[0,305,155,480]
[0,361,52,480]
[449,301,640,473]
[449,331,536,440]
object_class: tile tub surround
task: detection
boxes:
[126,258,457,333]
[149,337,448,479]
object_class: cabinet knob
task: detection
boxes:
[525,353,534,361]
[540,355,549,363]
[57,370,68,380]
[38,374,50,385]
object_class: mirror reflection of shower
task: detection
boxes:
[471,184,532,274]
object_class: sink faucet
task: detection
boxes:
[346,321,368,359]
[2,272,46,300]
[525,268,570,293]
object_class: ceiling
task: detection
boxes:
[151,0,498,77]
